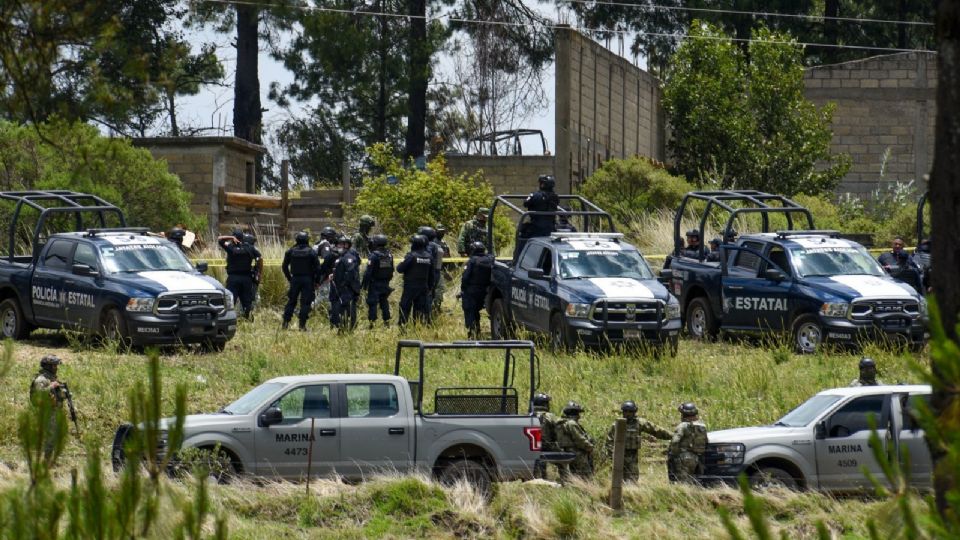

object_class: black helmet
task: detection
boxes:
[709,237,721,247]
[621,400,638,414]
[538,174,556,191]
[167,227,185,242]
[532,393,551,409]
[723,228,738,241]
[232,228,244,241]
[435,224,446,237]
[417,226,437,241]
[243,233,256,245]
[40,354,62,370]
[685,229,700,239]
[469,241,486,256]
[562,401,584,417]
[295,231,310,245]
[678,402,699,417]
[320,226,338,242]
[859,357,876,369]
[411,234,428,250]
[371,234,388,248]
[336,234,352,246]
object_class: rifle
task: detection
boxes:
[60,383,80,437]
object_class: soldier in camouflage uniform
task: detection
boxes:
[30,355,66,458]
[556,401,594,481]
[850,357,884,386]
[668,402,708,483]
[457,208,489,256]
[352,215,375,257]
[604,400,672,483]
[533,393,558,479]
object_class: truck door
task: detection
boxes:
[31,239,77,327]
[66,242,102,331]
[896,393,933,490]
[253,384,340,479]
[813,394,888,490]
[336,382,413,478]
[512,244,546,329]
[525,247,555,331]
[721,242,792,330]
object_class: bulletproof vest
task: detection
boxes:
[526,190,558,212]
[402,249,432,286]
[465,255,494,287]
[316,240,333,260]
[914,251,931,271]
[623,417,642,451]
[680,421,708,454]
[225,243,255,274]
[334,251,360,285]
[371,250,394,281]
[287,245,317,276]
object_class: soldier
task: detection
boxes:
[30,355,71,458]
[217,229,262,319]
[353,215,375,258]
[533,393,559,479]
[668,402,708,483]
[397,234,435,326]
[281,231,321,331]
[556,401,594,480]
[361,234,394,328]
[460,241,493,340]
[680,230,702,259]
[419,225,444,313]
[457,207,489,256]
[604,400,672,483]
[330,235,361,332]
[435,224,452,257]
[850,357,884,386]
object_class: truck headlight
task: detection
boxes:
[157,429,169,450]
[126,297,156,312]
[919,297,928,317]
[224,291,235,311]
[710,443,745,466]
[665,301,681,320]
[565,303,591,318]
[819,302,849,318]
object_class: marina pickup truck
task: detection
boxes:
[486,195,681,354]
[113,341,567,491]
[0,191,236,349]
[700,385,932,492]
[663,191,927,353]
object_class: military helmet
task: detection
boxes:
[678,402,699,417]
[359,215,375,226]
[476,207,489,220]
[371,234,388,248]
[417,226,437,241]
[320,226,338,241]
[411,234,428,250]
[167,227,185,242]
[40,354,62,370]
[685,229,700,239]
[538,174,556,191]
[336,234,352,246]
[435,224,446,236]
[243,233,256,245]
[469,241,486,256]
[232,228,244,241]
[532,393,551,408]
[859,357,876,369]
[562,401,584,416]
[621,400,638,414]
[294,231,310,245]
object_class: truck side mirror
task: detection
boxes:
[527,268,545,280]
[763,268,786,282]
[659,269,673,280]
[72,263,98,277]
[196,261,209,274]
[258,406,283,427]
[815,421,827,440]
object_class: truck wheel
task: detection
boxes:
[202,340,226,353]
[749,466,799,490]
[791,314,822,354]
[489,298,513,340]
[657,335,679,358]
[549,312,572,352]
[0,298,31,340]
[100,308,131,348]
[685,297,717,340]
[438,459,492,497]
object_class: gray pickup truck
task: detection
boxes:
[700,385,932,491]
[113,341,565,491]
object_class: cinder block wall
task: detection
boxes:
[445,156,556,196]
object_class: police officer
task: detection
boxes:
[515,175,560,259]
[243,233,262,309]
[878,236,923,293]
[850,357,884,386]
[217,229,263,319]
[604,401,672,483]
[533,393,559,479]
[457,207,489,256]
[460,241,493,340]
[330,235,361,332]
[705,238,722,262]
[668,402,708,483]
[680,230,702,259]
[555,209,577,233]
[556,401,594,480]
[353,215,375,257]
[282,231,320,331]
[30,355,68,458]
[418,226,444,313]
[316,226,339,260]
[167,227,187,253]
[313,226,339,313]
[361,234,394,328]
[397,234,434,326]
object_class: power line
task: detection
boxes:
[195,0,935,53]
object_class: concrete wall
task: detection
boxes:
[804,52,936,195]
[445,156,556,196]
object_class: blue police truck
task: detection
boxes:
[0,191,237,350]
[662,191,928,353]
[485,195,682,354]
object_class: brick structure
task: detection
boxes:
[445,156,556,196]
[133,136,265,233]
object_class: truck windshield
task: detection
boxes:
[99,244,194,273]
[222,382,285,415]
[558,249,655,280]
[775,394,842,427]
[789,246,885,278]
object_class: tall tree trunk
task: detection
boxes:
[234,3,262,189]
[823,0,840,63]
[930,0,960,518]
[167,89,179,137]
[404,0,428,160]
[898,0,908,50]
[376,1,388,143]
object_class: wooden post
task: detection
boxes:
[608,418,626,512]
[306,416,316,495]
[341,160,351,205]
[281,159,289,237]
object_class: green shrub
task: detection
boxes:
[579,157,693,224]
[0,119,198,232]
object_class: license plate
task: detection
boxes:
[623,329,641,339]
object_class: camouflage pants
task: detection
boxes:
[622,450,639,483]
[559,450,593,481]
[669,451,701,483]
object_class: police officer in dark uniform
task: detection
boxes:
[418,225,444,312]
[397,234,434,326]
[243,233,262,309]
[282,231,321,331]
[329,235,361,332]
[315,226,339,260]
[515,174,560,259]
[361,234,394,328]
[460,241,493,340]
[218,229,262,319]
[680,230,702,259]
[167,227,187,253]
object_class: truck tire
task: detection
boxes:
[438,459,492,496]
[0,298,32,340]
[685,297,718,341]
[549,312,573,353]
[749,466,799,490]
[100,307,131,348]
[489,298,513,340]
[791,314,822,354]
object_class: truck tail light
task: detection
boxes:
[523,427,542,451]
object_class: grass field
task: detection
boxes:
[0,276,930,538]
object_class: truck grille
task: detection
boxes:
[590,300,663,323]
[850,299,920,320]
[156,292,225,315]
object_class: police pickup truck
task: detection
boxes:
[664,191,928,353]
[700,385,931,492]
[486,195,681,353]
[0,191,236,349]
[113,341,566,491]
